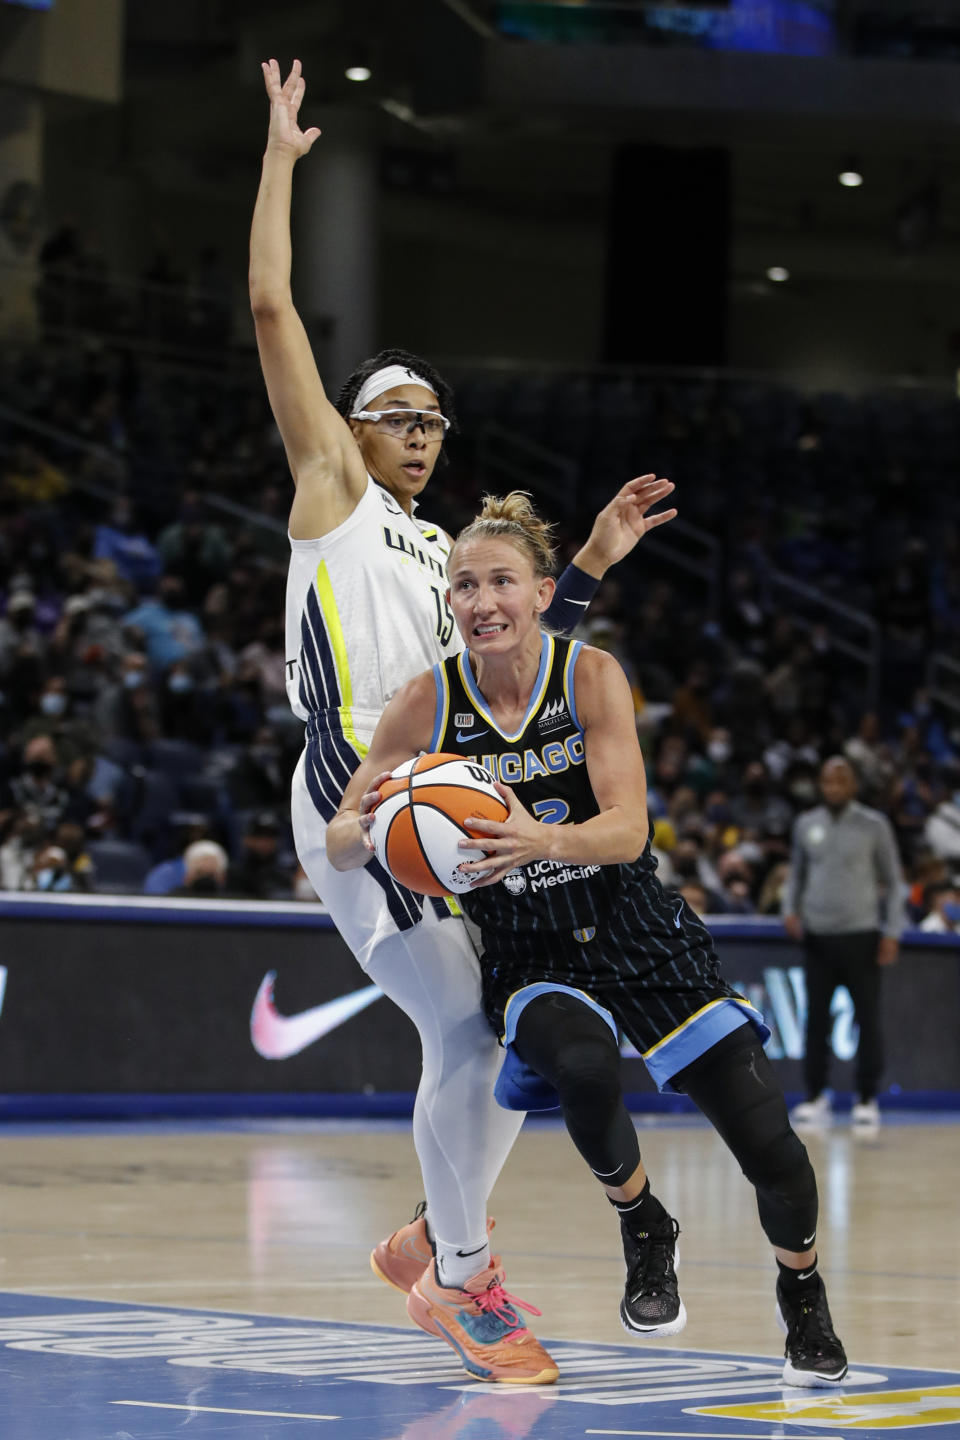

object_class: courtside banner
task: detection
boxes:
[0,899,957,1103]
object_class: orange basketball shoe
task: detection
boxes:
[371,1202,435,1294]
[371,1205,497,1295]
[407,1257,559,1384]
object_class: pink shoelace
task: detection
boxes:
[475,1280,543,1332]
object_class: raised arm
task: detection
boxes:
[544,474,676,635]
[249,58,367,537]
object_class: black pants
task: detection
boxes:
[514,994,818,1253]
[803,929,883,1103]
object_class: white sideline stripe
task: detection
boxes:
[0,890,331,918]
[112,1400,339,1420]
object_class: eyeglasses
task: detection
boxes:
[354,409,450,440]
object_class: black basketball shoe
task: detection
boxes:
[776,1276,848,1386]
[619,1215,686,1337]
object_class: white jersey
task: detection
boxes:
[285,476,463,751]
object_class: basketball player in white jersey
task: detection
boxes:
[251,58,677,1382]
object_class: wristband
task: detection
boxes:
[544,563,600,637]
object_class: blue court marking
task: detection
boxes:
[0,1292,957,1439]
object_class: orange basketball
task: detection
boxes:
[370,753,508,896]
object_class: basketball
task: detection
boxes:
[370,753,508,896]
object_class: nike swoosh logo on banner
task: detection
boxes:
[250,972,383,1060]
[456,729,487,744]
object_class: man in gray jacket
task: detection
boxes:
[783,756,905,1128]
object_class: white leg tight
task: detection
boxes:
[364,904,524,1247]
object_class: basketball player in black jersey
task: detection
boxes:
[328,493,848,1388]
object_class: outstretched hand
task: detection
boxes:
[262,58,321,160]
[576,474,677,577]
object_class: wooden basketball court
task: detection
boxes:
[0,1110,956,1437]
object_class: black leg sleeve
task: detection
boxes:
[514,992,641,1187]
[673,1026,819,1253]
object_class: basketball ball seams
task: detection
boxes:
[409,800,462,895]
[370,753,505,897]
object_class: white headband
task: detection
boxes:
[351,365,435,416]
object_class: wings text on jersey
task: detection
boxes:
[382,526,448,581]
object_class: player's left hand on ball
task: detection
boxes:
[458,784,544,887]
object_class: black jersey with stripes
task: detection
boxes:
[429,633,655,940]
[429,631,748,1064]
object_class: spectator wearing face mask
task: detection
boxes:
[918,878,960,934]
[123,575,205,672]
[731,760,793,839]
[0,734,69,834]
[27,843,76,893]
[0,590,47,720]
[19,676,98,764]
[159,660,210,743]
[714,850,757,915]
[143,813,215,895]
[0,735,69,888]
[93,651,162,743]
[172,839,232,898]
[669,833,723,910]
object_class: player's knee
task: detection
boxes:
[552,1038,622,1119]
[741,1124,816,1207]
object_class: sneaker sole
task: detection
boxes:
[407,1285,558,1384]
[775,1303,848,1386]
[620,1297,687,1339]
[782,1357,848,1387]
[370,1249,418,1295]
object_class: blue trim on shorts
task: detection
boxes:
[494,982,619,1113]
[644,997,770,1094]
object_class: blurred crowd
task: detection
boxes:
[1,333,960,933]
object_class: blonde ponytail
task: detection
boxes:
[451,491,557,579]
